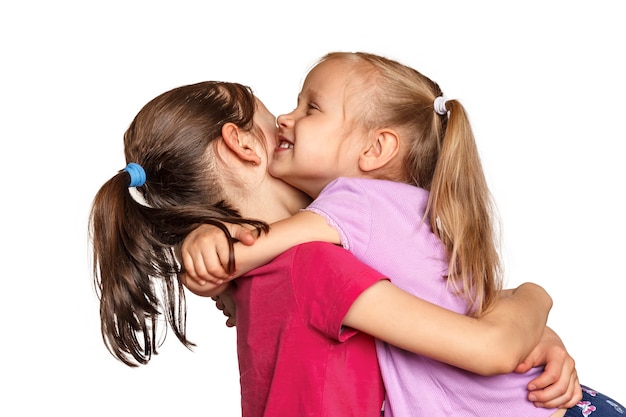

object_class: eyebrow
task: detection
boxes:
[298,88,324,106]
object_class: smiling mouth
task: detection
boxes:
[278,140,293,149]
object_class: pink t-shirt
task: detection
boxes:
[232,241,386,417]
[307,177,555,417]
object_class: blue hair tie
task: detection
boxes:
[124,162,146,187]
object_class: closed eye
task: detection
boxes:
[307,102,320,113]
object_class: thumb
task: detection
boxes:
[231,224,257,246]
[514,357,533,374]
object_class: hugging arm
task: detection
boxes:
[181,211,337,285]
[344,280,551,376]
[180,220,581,408]
[343,280,581,408]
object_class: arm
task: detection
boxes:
[181,211,340,285]
[496,290,582,407]
[343,281,552,376]
[232,210,340,276]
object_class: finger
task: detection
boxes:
[180,250,198,280]
[527,349,571,391]
[181,246,209,285]
[180,228,205,279]
[215,298,226,310]
[182,224,230,283]
[192,230,234,280]
[527,365,559,392]
[186,245,226,285]
[212,243,235,278]
[558,377,582,409]
[531,374,581,409]
[232,225,257,246]
[514,358,533,374]
[528,360,580,408]
[180,271,205,289]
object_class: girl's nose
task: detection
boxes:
[276,113,292,128]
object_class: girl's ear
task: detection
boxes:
[359,129,400,172]
[221,123,262,165]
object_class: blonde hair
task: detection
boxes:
[317,52,502,316]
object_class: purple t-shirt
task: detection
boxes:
[306,177,554,417]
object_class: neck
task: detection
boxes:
[238,177,311,223]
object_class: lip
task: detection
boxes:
[274,134,294,152]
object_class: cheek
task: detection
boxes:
[263,127,277,148]
[295,119,323,142]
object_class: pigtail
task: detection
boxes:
[320,52,502,316]
[90,173,269,366]
[89,171,165,366]
[90,81,271,366]
[428,100,502,316]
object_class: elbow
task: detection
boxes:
[471,331,530,376]
[481,356,521,376]
[472,354,521,376]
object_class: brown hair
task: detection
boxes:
[89,81,268,366]
[317,52,502,316]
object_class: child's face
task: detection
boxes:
[269,59,370,198]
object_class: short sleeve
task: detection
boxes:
[305,178,373,259]
[290,242,386,341]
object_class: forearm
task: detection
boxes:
[344,281,552,376]
[232,210,340,277]
[478,282,553,373]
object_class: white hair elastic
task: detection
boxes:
[433,96,448,115]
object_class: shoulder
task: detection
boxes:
[321,177,425,198]
[286,242,387,336]
[289,241,361,266]
[288,242,386,289]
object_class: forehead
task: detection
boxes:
[308,59,354,87]
[302,59,361,102]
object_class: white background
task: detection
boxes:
[1,1,624,416]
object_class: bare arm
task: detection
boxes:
[343,281,552,376]
[182,211,339,285]
[233,210,340,276]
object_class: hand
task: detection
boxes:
[181,223,257,286]
[180,268,229,298]
[212,288,236,327]
[515,327,582,409]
